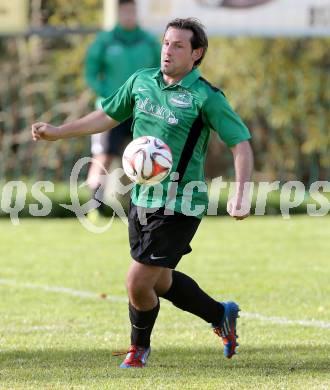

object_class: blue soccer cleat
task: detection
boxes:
[119,345,151,368]
[212,301,240,359]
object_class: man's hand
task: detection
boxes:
[31,122,61,142]
[31,110,119,142]
[227,195,251,220]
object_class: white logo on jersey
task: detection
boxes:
[106,45,123,56]
[137,97,179,125]
[169,91,193,108]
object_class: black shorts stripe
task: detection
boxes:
[175,112,204,183]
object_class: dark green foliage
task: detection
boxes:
[201,37,330,183]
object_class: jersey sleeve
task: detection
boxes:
[202,91,251,147]
[101,71,138,122]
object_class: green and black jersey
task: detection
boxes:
[102,67,251,217]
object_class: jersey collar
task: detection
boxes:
[113,24,143,44]
[152,68,201,90]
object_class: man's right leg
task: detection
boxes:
[120,260,169,368]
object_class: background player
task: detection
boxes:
[85,0,160,216]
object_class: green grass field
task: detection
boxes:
[0,216,329,389]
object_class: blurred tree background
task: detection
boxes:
[0,0,329,184]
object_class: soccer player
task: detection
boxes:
[31,18,253,368]
[85,0,160,217]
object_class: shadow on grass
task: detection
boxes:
[0,345,329,382]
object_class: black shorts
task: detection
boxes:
[128,202,201,269]
[105,117,133,155]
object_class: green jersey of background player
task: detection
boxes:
[84,0,160,219]
[32,18,253,369]
[85,4,159,103]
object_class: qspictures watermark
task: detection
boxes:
[1,157,329,233]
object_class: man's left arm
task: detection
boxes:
[202,91,254,219]
[228,140,254,220]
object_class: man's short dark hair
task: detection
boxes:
[118,0,135,6]
[165,18,208,67]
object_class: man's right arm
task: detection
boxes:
[31,109,118,142]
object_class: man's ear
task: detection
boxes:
[192,47,203,63]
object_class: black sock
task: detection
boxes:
[129,299,160,348]
[161,270,224,325]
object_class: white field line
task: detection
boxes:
[0,278,329,330]
[2,325,68,334]
[241,312,330,330]
[0,278,126,303]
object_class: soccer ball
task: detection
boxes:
[122,136,173,185]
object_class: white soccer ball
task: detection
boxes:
[122,136,173,185]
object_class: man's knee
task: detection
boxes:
[126,273,148,298]
[126,264,150,298]
[126,260,163,297]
